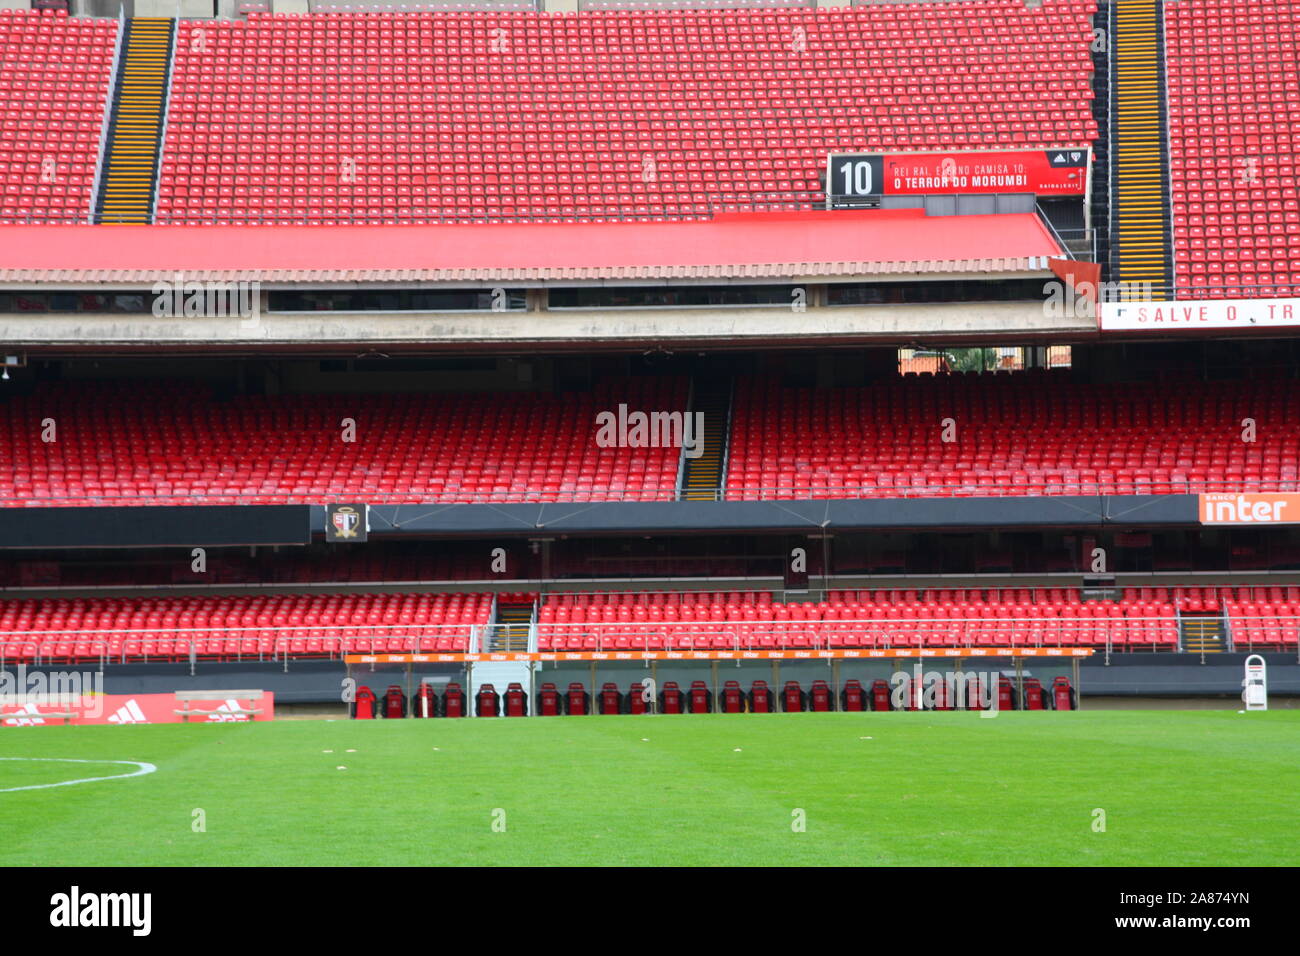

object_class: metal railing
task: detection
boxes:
[535,618,1181,658]
[4,616,1292,665]
[3,476,1298,509]
[0,623,490,674]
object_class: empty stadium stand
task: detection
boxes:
[0,590,492,662]
[7,0,1296,308]
[0,9,117,223]
[726,370,1300,499]
[155,3,1097,224]
[0,377,686,505]
[5,368,1300,505]
[533,587,1221,651]
[1165,0,1300,297]
[1222,586,1300,651]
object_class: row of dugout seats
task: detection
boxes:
[350,675,1078,716]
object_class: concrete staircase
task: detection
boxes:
[93,17,174,224]
[679,376,732,501]
[1108,0,1173,291]
[1181,613,1228,653]
[490,596,535,652]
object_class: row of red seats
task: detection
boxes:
[371,676,1072,717]
[535,587,1300,651]
[0,591,493,661]
[0,9,115,221]
[5,372,1300,505]
[543,585,1237,611]
[3,585,1296,664]
[0,378,685,505]
[726,372,1300,499]
[157,3,1096,223]
[1165,0,1300,296]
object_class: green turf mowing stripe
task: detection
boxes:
[0,712,1294,866]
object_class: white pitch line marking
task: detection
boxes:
[0,757,157,792]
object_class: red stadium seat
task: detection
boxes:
[537,682,562,717]
[500,682,525,717]
[686,679,712,714]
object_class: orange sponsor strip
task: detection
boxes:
[1199,493,1300,525]
[343,648,1095,665]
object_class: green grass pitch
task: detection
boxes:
[1,710,1296,866]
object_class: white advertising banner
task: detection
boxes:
[1099,298,1300,331]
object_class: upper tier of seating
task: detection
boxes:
[0,9,116,224]
[4,370,1300,504]
[1165,0,1300,297]
[726,370,1300,499]
[0,378,686,505]
[157,3,1097,223]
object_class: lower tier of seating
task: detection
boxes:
[2,585,1295,664]
[0,591,493,662]
[535,587,1296,652]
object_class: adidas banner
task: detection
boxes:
[1,692,273,727]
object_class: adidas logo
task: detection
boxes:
[205,699,250,722]
[107,699,148,725]
[2,702,47,726]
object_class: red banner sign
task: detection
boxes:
[1,692,273,727]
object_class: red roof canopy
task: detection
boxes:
[0,209,1062,284]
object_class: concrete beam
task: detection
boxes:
[0,301,1093,350]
